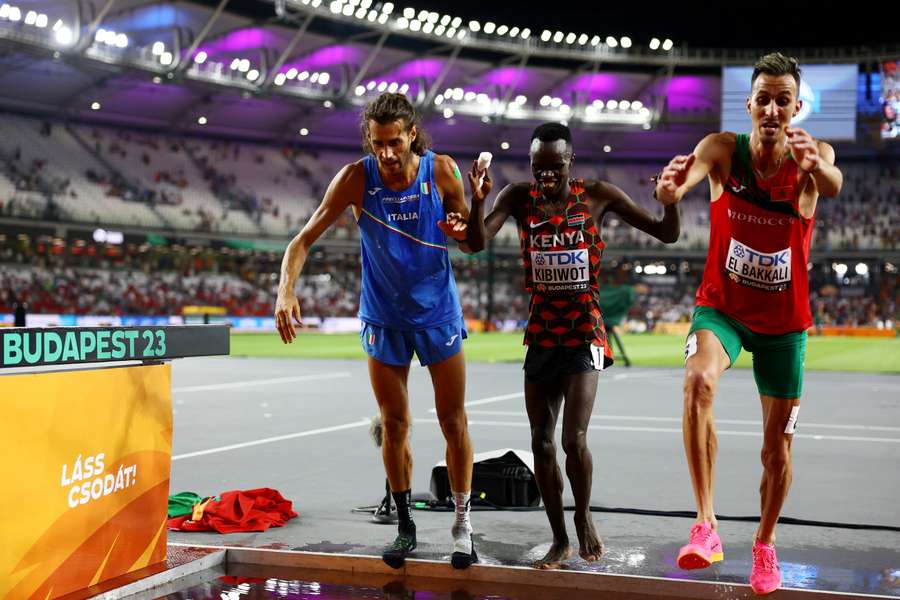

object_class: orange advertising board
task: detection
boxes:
[0,364,172,599]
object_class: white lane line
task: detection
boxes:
[466,392,525,407]
[172,419,370,461]
[463,411,900,432]
[413,419,900,444]
[427,392,524,414]
[610,372,679,381]
[173,372,351,393]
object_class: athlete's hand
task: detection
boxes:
[655,154,694,205]
[467,159,492,203]
[786,127,819,174]
[274,292,302,344]
[438,212,468,241]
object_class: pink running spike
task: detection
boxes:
[750,540,781,595]
[677,521,724,570]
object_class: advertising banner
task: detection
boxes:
[0,364,172,598]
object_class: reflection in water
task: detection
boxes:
[160,553,900,599]
[164,578,508,600]
[781,562,818,589]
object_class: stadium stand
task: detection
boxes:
[0,116,165,227]
[0,236,894,328]
[186,139,317,236]
[0,115,896,253]
[73,124,259,233]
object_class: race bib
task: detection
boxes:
[684,333,698,362]
[784,405,800,434]
[590,344,605,371]
[725,239,791,292]
[531,249,590,294]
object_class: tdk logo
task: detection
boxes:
[726,239,791,289]
[536,251,585,266]
[732,244,788,267]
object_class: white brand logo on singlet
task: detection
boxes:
[725,238,791,292]
[531,249,589,292]
[381,193,420,204]
[368,187,382,195]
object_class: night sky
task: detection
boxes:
[228,0,897,49]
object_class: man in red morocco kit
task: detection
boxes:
[655,53,842,595]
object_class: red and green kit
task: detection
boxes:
[696,134,815,334]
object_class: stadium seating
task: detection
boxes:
[0,114,895,252]
[0,115,165,227]
[73,125,255,233]
[1,239,893,328]
[185,139,319,236]
[814,163,898,250]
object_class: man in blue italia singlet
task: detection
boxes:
[275,93,490,570]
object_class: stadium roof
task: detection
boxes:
[0,0,894,157]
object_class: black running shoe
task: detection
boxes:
[382,528,417,569]
[450,533,478,569]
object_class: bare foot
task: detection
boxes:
[533,541,573,569]
[574,513,603,562]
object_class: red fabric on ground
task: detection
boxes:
[167,488,298,533]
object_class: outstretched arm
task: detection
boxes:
[458,158,494,252]
[435,155,495,253]
[447,180,519,250]
[591,180,680,244]
[434,154,486,253]
[482,183,523,241]
[655,133,729,204]
[275,163,362,343]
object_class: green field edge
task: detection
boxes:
[227,332,900,374]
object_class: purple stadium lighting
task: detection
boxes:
[281,44,363,72]
[663,75,717,111]
[482,66,527,88]
[198,28,278,57]
[108,77,195,115]
[667,75,705,95]
[381,58,443,80]
[561,72,621,98]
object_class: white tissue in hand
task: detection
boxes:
[476,152,492,188]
